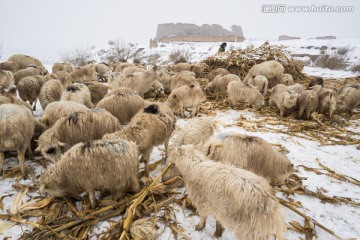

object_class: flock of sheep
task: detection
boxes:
[0,53,359,239]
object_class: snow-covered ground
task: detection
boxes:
[0,39,359,239]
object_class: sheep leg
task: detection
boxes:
[0,152,4,175]
[162,138,170,165]
[306,109,311,120]
[214,220,225,238]
[88,190,96,208]
[195,215,207,231]
[298,106,305,119]
[27,141,34,160]
[129,176,140,193]
[17,147,27,177]
[140,148,153,177]
[179,103,185,118]
[279,107,284,117]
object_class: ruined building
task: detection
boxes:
[150,23,245,48]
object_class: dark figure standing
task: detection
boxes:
[218,42,227,53]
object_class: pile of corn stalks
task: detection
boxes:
[202,42,306,81]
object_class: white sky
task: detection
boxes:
[0,0,359,57]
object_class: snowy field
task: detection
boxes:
[0,39,359,239]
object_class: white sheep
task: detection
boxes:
[297,90,319,120]
[168,145,286,239]
[205,74,240,98]
[336,83,360,113]
[0,104,36,176]
[227,81,264,109]
[60,83,94,108]
[269,91,300,117]
[247,75,268,95]
[318,87,337,118]
[243,61,284,88]
[279,74,295,86]
[96,87,145,125]
[168,84,206,118]
[170,70,197,91]
[202,132,294,185]
[39,139,140,208]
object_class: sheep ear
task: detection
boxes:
[35,147,40,153]
[58,141,66,147]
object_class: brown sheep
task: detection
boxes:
[243,60,284,88]
[307,76,324,89]
[82,81,109,105]
[14,66,47,85]
[227,81,264,109]
[297,90,319,120]
[0,95,32,110]
[201,133,294,185]
[97,87,145,125]
[36,109,122,162]
[168,145,286,239]
[0,104,36,176]
[39,139,139,208]
[0,61,20,73]
[60,83,94,108]
[173,62,207,77]
[17,75,48,110]
[157,68,175,94]
[168,84,206,118]
[8,54,47,73]
[0,70,16,96]
[52,62,75,74]
[55,70,73,88]
[208,67,230,82]
[40,101,89,128]
[39,79,64,110]
[69,64,97,83]
[103,104,176,176]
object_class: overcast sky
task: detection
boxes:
[0,0,359,57]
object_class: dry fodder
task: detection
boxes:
[169,49,192,64]
[202,42,306,81]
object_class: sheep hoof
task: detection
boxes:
[161,157,167,165]
[195,224,205,231]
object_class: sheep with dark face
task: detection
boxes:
[168,145,286,239]
[36,109,122,162]
[103,103,176,176]
[39,139,139,208]
[60,83,94,108]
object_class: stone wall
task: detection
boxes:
[154,23,244,41]
[158,35,245,43]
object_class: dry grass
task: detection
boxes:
[315,53,348,70]
[60,46,95,67]
[169,49,192,64]
[351,62,360,73]
[98,39,144,63]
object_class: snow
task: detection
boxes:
[1,39,360,239]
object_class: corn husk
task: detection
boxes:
[130,218,157,240]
